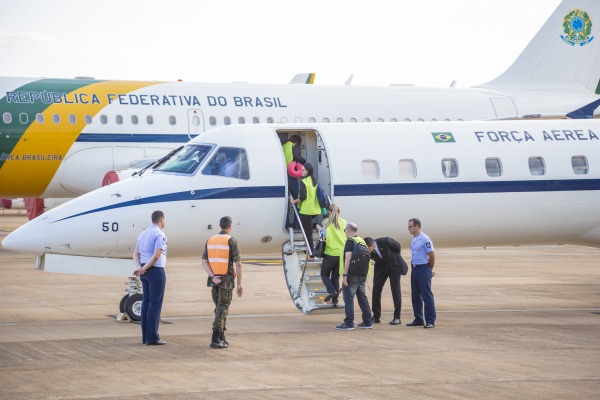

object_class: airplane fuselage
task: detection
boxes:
[3,120,599,278]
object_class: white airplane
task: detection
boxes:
[1,0,600,199]
[3,119,600,316]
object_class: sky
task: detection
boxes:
[0,0,561,88]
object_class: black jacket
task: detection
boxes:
[371,237,402,270]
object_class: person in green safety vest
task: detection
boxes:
[291,162,320,256]
[283,135,305,228]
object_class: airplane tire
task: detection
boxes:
[119,294,128,313]
[124,293,143,322]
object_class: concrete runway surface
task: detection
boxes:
[1,212,599,399]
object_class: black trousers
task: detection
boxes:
[371,266,402,320]
[299,213,317,254]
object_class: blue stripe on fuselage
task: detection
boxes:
[54,186,286,223]
[53,179,600,223]
[335,179,600,196]
[75,133,194,143]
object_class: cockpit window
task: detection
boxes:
[202,147,250,179]
[155,145,213,174]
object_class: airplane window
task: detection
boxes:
[295,117,302,123]
[146,115,154,125]
[350,118,357,123]
[309,117,316,123]
[363,118,370,122]
[52,114,61,124]
[571,156,589,175]
[68,114,76,124]
[418,118,424,122]
[209,116,217,126]
[528,156,545,176]
[441,158,459,178]
[361,160,380,180]
[377,118,384,122]
[485,158,502,177]
[281,117,288,123]
[116,115,123,125]
[100,115,108,124]
[444,118,450,122]
[267,117,274,123]
[431,118,438,122]
[253,117,260,124]
[224,116,231,125]
[169,116,176,125]
[203,147,249,180]
[131,115,139,125]
[238,117,246,124]
[19,113,29,124]
[391,118,398,122]
[336,118,344,123]
[398,159,416,179]
[36,113,44,124]
[323,118,330,123]
[404,118,411,122]
[84,115,92,124]
[3,112,12,124]
[154,144,213,175]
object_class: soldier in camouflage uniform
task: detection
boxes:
[202,216,244,348]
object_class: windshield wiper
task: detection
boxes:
[133,146,184,177]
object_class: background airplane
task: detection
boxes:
[1,0,599,199]
[3,119,599,315]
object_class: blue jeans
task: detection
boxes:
[140,266,166,343]
[342,274,372,326]
[410,264,436,325]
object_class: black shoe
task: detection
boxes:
[324,291,338,302]
[406,321,424,327]
[146,339,167,345]
[210,340,228,349]
[424,324,435,329]
[373,318,381,323]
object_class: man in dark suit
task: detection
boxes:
[365,236,405,325]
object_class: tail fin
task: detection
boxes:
[289,73,315,84]
[479,0,600,93]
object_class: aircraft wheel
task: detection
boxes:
[119,294,128,313]
[124,293,143,322]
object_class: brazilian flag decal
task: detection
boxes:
[431,132,456,143]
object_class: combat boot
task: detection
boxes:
[210,330,228,349]
[219,331,229,346]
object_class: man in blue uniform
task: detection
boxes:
[407,218,436,329]
[133,210,168,345]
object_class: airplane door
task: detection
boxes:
[187,109,205,138]
[490,97,517,119]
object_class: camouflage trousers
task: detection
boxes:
[211,275,234,333]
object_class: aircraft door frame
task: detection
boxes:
[187,109,205,139]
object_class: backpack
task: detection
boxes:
[316,183,330,210]
[348,239,370,276]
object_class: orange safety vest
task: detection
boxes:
[207,234,231,275]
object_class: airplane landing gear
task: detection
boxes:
[116,276,143,322]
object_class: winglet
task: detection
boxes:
[566,98,600,119]
[290,73,315,84]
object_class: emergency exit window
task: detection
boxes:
[528,156,545,176]
[441,158,459,178]
[361,160,380,180]
[571,156,589,175]
[398,159,416,179]
[485,158,502,177]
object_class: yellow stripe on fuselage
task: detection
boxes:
[0,81,162,197]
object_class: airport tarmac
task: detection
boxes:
[0,212,599,399]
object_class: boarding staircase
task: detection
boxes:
[281,198,341,315]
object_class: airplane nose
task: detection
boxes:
[1,219,46,255]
